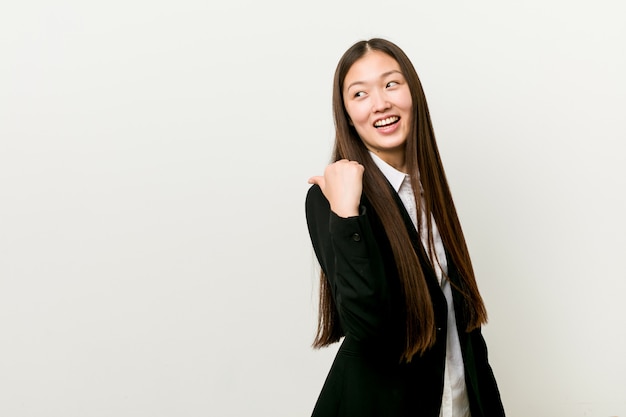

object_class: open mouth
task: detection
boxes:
[374,116,400,128]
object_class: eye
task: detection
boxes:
[386,81,399,88]
[354,91,366,98]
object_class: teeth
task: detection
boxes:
[374,116,399,127]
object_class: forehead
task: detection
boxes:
[344,50,402,88]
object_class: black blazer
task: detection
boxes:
[305,184,505,417]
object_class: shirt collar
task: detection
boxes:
[369,151,408,192]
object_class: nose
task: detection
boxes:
[371,89,391,113]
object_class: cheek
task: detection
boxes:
[401,93,413,112]
[345,104,369,126]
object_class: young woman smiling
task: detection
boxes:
[305,38,505,417]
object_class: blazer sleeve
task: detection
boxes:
[469,328,506,416]
[305,184,392,341]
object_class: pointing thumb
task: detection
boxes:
[308,176,325,188]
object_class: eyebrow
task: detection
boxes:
[345,70,403,92]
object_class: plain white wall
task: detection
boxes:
[1,0,625,416]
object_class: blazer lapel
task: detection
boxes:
[386,183,445,297]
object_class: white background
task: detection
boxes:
[1,1,625,416]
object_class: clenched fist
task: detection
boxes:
[308,159,364,218]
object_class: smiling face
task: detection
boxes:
[343,50,413,171]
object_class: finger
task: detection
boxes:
[308,176,325,187]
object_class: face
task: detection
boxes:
[343,50,413,169]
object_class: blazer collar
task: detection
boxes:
[384,180,442,287]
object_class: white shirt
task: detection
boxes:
[370,152,471,417]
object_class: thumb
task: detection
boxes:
[308,175,325,188]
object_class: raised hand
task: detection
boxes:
[308,159,364,218]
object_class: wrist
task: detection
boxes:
[330,203,359,218]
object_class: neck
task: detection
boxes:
[374,151,406,173]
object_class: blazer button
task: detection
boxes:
[352,233,361,242]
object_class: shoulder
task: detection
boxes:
[305,184,330,215]
[306,184,325,204]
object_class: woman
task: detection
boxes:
[305,38,505,417]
